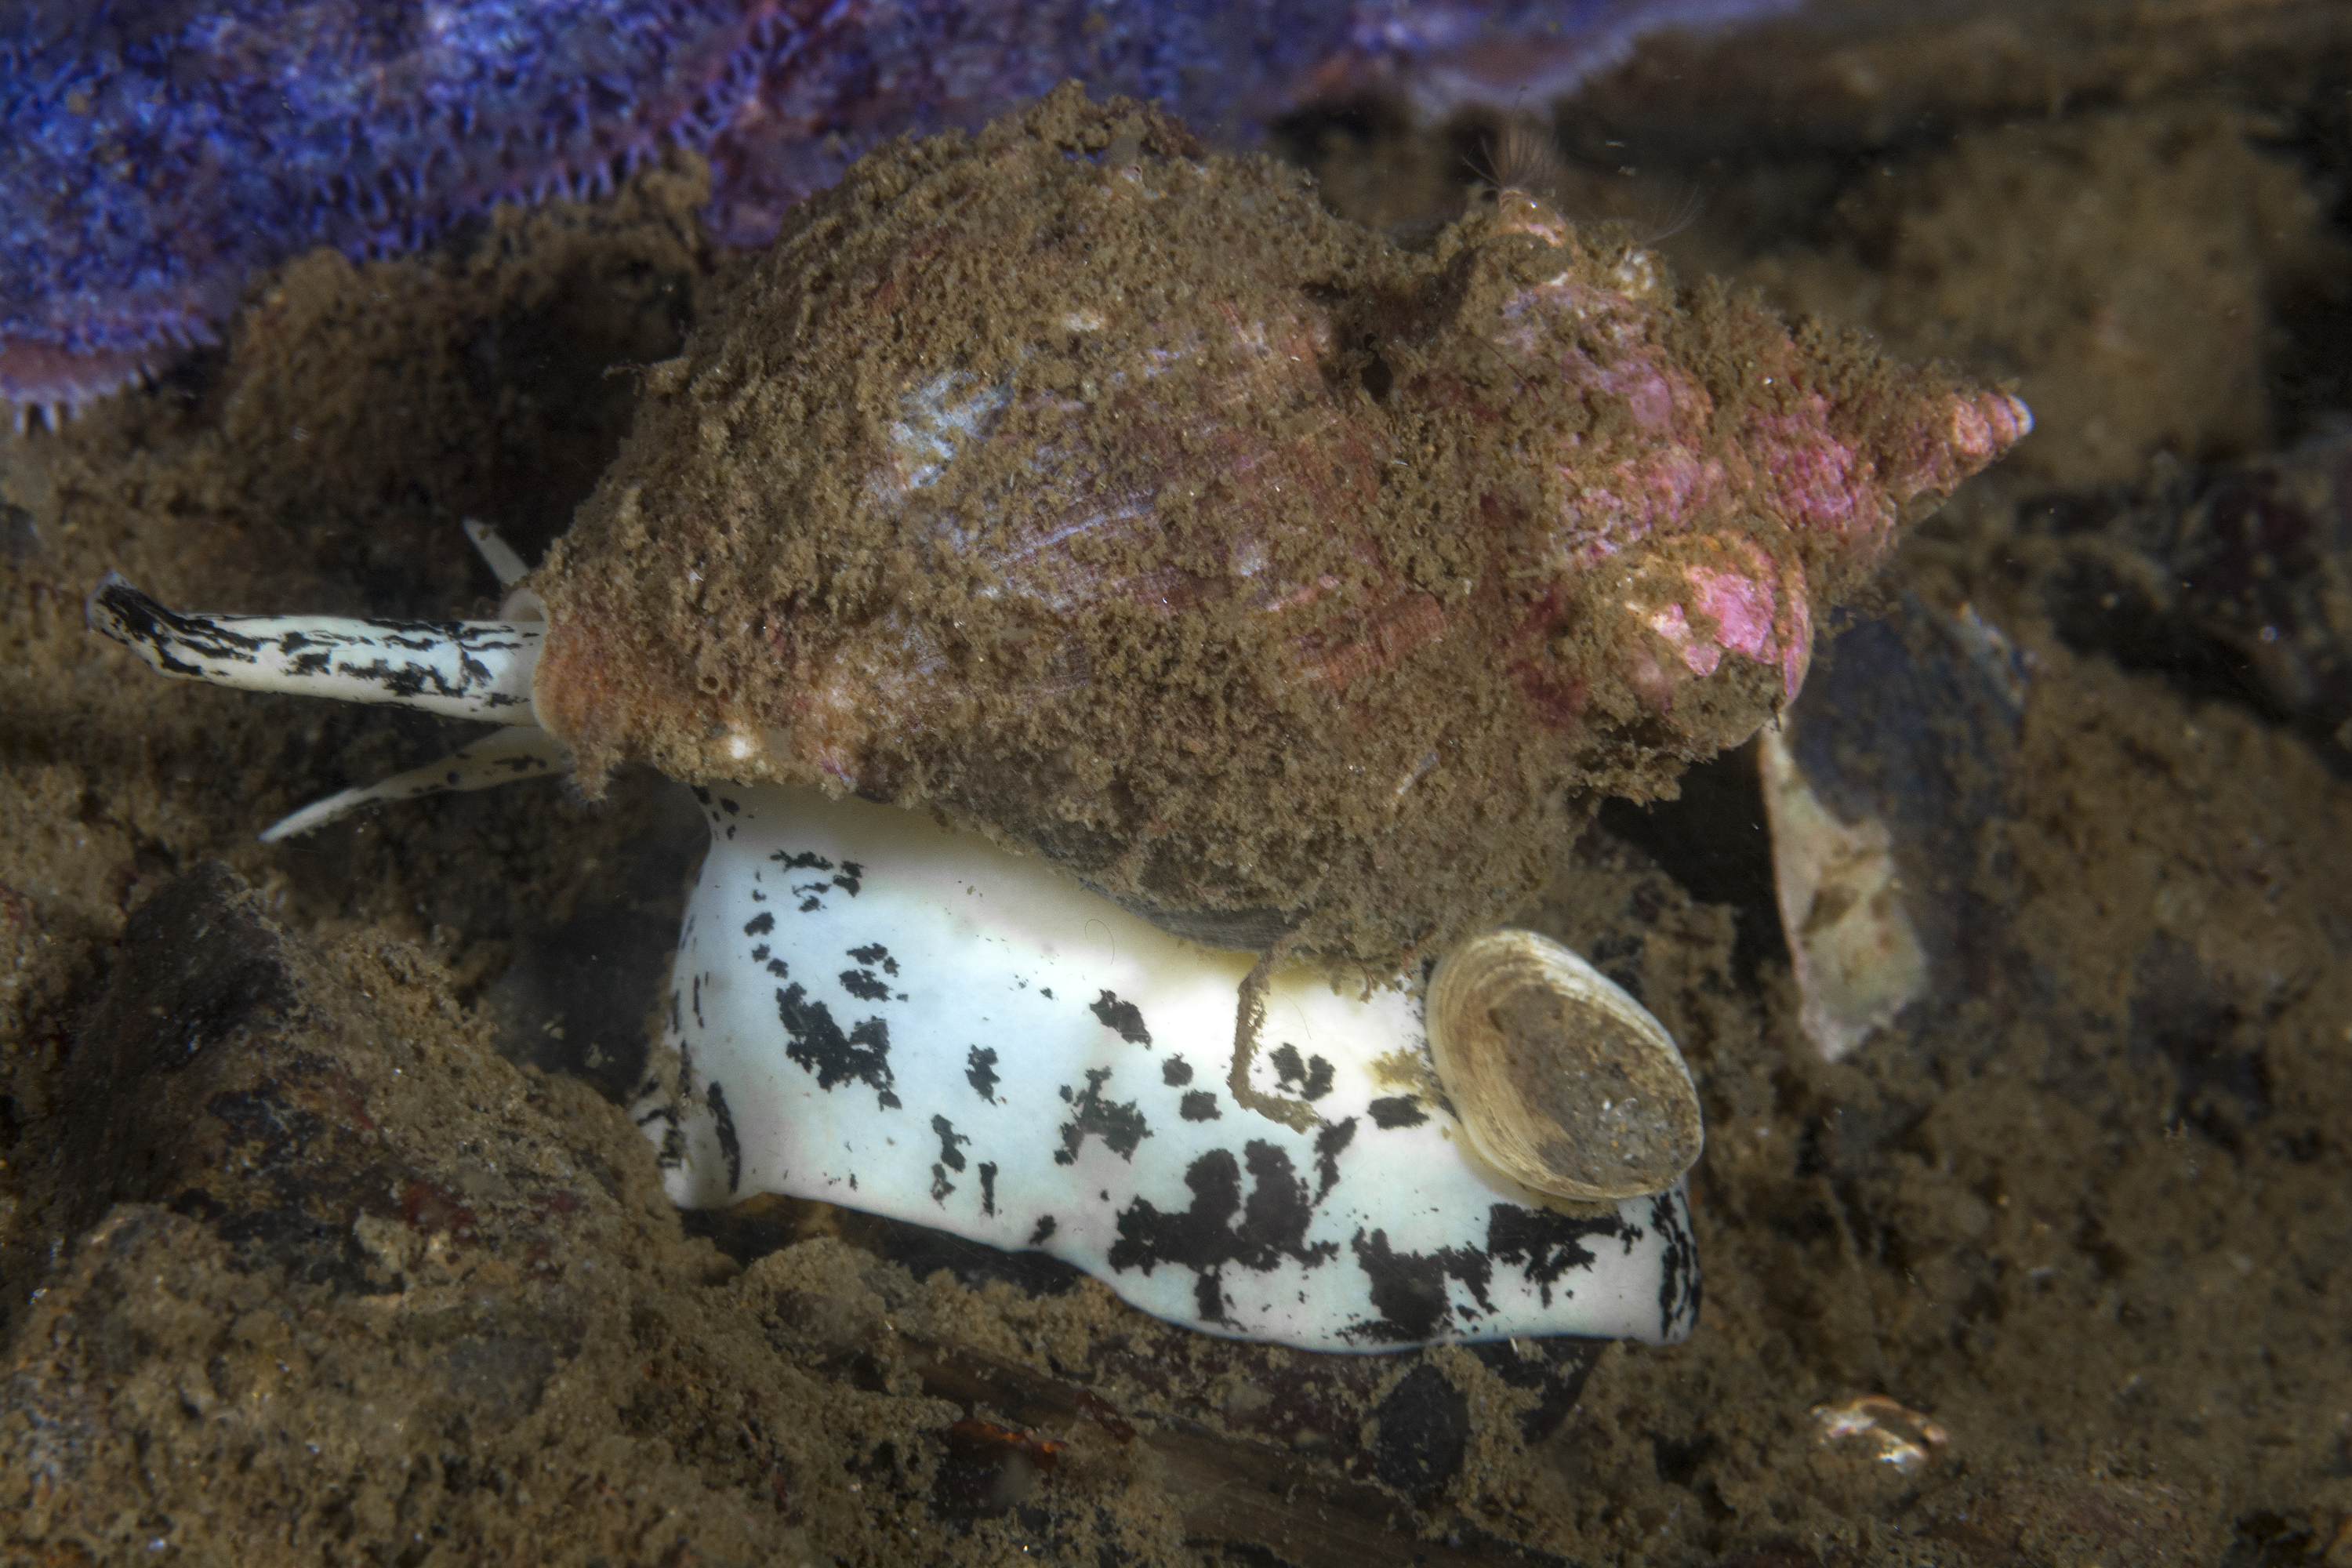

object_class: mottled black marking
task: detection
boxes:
[1106,1142,1337,1280]
[1484,1203,1619,1307]
[1161,1056,1192,1087]
[692,786,713,806]
[930,1163,955,1204]
[1312,1117,1356,1203]
[347,651,521,706]
[91,579,260,673]
[707,1081,742,1196]
[1268,1043,1334,1100]
[1028,1214,1057,1246]
[1195,1271,1225,1323]
[965,1046,1000,1102]
[1179,1091,1221,1122]
[1368,1096,1428,1129]
[766,959,789,978]
[931,1113,968,1173]
[978,1163,998,1216]
[848,943,898,975]
[773,851,841,911]
[773,851,834,870]
[1088,990,1151,1046]
[1647,1191,1701,1338]
[742,911,775,937]
[751,944,770,962]
[720,797,740,815]
[776,984,898,1108]
[1348,1228,1494,1343]
[1054,1068,1149,1165]
[691,974,705,1030]
[839,967,891,1001]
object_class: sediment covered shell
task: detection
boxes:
[1425,927,1701,1200]
[533,85,2027,968]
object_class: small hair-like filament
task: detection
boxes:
[462,516,532,588]
[1483,117,1567,199]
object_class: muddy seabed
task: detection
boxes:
[6,2,2352,1564]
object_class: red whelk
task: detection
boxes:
[86,88,2027,1348]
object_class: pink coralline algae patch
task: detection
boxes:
[1469,213,2027,728]
[1644,550,1813,704]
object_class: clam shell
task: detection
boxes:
[1425,927,1701,1201]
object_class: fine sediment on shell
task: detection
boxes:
[537,85,2026,970]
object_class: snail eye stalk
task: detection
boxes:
[86,572,564,840]
[86,573,544,721]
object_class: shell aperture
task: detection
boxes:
[638,782,1702,1351]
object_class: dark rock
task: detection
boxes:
[58,862,405,1293]
[60,863,299,1225]
[1367,1363,1471,1502]
[7,864,815,1563]
[2038,434,2352,774]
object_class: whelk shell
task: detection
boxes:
[532,85,2028,970]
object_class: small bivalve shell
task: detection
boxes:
[1426,928,1702,1201]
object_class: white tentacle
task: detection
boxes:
[260,726,566,842]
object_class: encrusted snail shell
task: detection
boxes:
[1426,927,1702,1201]
[531,86,2031,972]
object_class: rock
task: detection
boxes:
[9,862,804,1564]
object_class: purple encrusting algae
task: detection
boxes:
[1,0,1801,426]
